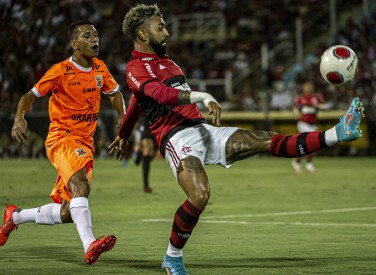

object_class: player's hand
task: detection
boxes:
[11,117,28,143]
[207,101,221,126]
[108,136,129,161]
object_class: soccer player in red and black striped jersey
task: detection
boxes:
[109,4,365,275]
[292,81,326,173]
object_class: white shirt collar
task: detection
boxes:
[69,56,92,72]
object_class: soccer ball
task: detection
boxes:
[320,45,358,86]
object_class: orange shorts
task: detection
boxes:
[46,137,94,204]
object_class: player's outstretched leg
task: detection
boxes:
[270,97,365,159]
[0,205,18,246]
[162,254,188,275]
[335,97,365,142]
[84,235,117,265]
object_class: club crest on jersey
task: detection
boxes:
[95,74,103,88]
[182,146,192,154]
[75,148,86,157]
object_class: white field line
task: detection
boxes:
[141,206,376,227]
[200,206,376,219]
[140,219,376,227]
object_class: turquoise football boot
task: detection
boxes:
[335,97,365,142]
[162,254,188,275]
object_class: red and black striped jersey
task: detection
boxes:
[125,50,204,148]
[294,94,324,124]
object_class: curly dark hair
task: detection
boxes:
[122,4,162,39]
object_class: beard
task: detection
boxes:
[150,38,167,57]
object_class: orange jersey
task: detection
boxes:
[32,57,119,146]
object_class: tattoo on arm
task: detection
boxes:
[178,91,191,105]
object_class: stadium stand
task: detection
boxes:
[1,0,375,157]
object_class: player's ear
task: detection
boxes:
[137,29,148,42]
[70,40,78,50]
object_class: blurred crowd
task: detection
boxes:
[1,0,375,157]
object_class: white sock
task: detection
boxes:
[12,207,38,225]
[167,242,183,257]
[325,127,338,146]
[13,204,62,225]
[70,197,96,252]
[36,203,62,225]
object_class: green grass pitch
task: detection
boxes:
[1,157,376,274]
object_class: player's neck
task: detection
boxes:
[72,54,93,68]
[134,43,156,55]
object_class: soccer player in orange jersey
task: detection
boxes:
[0,20,124,265]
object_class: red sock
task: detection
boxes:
[169,200,203,249]
[270,131,327,157]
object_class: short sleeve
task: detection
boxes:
[32,64,61,97]
[101,62,119,95]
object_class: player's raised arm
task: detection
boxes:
[11,90,37,143]
[143,81,221,125]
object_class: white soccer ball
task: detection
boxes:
[320,45,358,86]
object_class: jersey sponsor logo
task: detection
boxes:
[170,82,180,88]
[83,88,97,94]
[182,146,192,154]
[159,64,166,70]
[65,66,76,75]
[95,74,103,88]
[144,63,157,78]
[68,81,81,86]
[172,83,191,91]
[301,106,316,114]
[142,57,154,61]
[128,71,140,88]
[71,112,98,122]
[75,148,87,157]
[95,64,104,72]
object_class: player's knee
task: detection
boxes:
[191,191,210,209]
[69,169,91,198]
[244,129,277,140]
[178,156,210,209]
